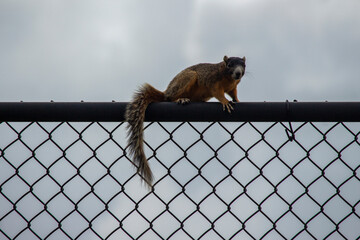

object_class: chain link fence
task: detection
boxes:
[0,102,359,239]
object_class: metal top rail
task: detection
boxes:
[0,101,359,122]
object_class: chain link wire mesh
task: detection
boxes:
[0,120,359,239]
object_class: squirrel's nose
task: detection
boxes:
[235,72,241,79]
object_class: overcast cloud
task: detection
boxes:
[1,1,360,239]
[0,0,359,102]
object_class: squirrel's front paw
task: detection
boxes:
[222,102,234,113]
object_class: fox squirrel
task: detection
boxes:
[125,55,246,187]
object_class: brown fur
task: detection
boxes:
[125,84,164,187]
[125,56,246,188]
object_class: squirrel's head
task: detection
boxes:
[223,56,246,80]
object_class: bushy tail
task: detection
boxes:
[125,83,165,188]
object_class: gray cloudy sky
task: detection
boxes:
[1,1,360,238]
[0,0,360,102]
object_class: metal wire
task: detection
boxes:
[0,102,359,240]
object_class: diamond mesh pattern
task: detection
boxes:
[0,121,359,239]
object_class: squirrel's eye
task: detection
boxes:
[227,64,232,68]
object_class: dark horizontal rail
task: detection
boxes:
[0,102,359,122]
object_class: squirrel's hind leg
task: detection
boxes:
[175,98,191,105]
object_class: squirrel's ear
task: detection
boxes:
[223,55,229,63]
[242,56,246,62]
